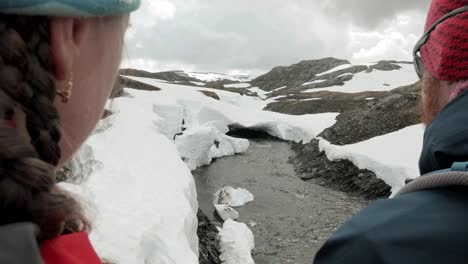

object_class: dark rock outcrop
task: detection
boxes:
[120,69,200,83]
[111,76,125,98]
[367,60,402,72]
[112,76,162,98]
[204,79,239,89]
[285,82,421,200]
[320,82,421,145]
[199,90,220,100]
[265,90,386,115]
[102,109,113,119]
[55,167,70,183]
[198,209,222,264]
[290,139,391,200]
[288,65,367,95]
[266,81,421,145]
[252,57,406,95]
[251,58,350,91]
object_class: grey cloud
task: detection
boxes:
[323,0,431,28]
[125,0,431,73]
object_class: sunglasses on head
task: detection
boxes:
[413,6,468,79]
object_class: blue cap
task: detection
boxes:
[0,0,141,17]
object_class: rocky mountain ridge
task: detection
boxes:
[254,58,413,97]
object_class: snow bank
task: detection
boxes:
[191,81,206,86]
[214,186,255,208]
[184,72,252,82]
[224,83,251,88]
[126,77,339,144]
[336,72,353,78]
[61,95,199,264]
[269,95,288,101]
[319,124,425,195]
[196,104,337,143]
[305,64,418,93]
[273,86,288,91]
[316,64,353,76]
[219,220,255,264]
[298,98,322,101]
[302,80,326,86]
[152,102,185,140]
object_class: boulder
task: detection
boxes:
[198,209,222,264]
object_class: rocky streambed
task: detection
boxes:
[194,139,366,264]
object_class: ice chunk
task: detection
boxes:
[215,204,240,221]
[219,220,255,264]
[248,221,258,227]
[214,186,254,208]
[175,126,217,170]
[175,124,249,171]
[210,134,249,159]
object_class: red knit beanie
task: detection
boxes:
[420,0,468,81]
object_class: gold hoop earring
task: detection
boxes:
[57,76,73,103]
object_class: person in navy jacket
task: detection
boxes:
[314,0,468,263]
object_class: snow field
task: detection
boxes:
[304,64,418,93]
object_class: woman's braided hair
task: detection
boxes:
[0,15,88,240]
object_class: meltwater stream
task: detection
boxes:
[194,139,367,264]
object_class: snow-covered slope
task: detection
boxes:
[61,97,200,264]
[304,63,417,93]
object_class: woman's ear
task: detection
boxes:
[50,18,91,82]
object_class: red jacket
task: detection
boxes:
[41,232,102,264]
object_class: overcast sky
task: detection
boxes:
[122,0,431,75]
